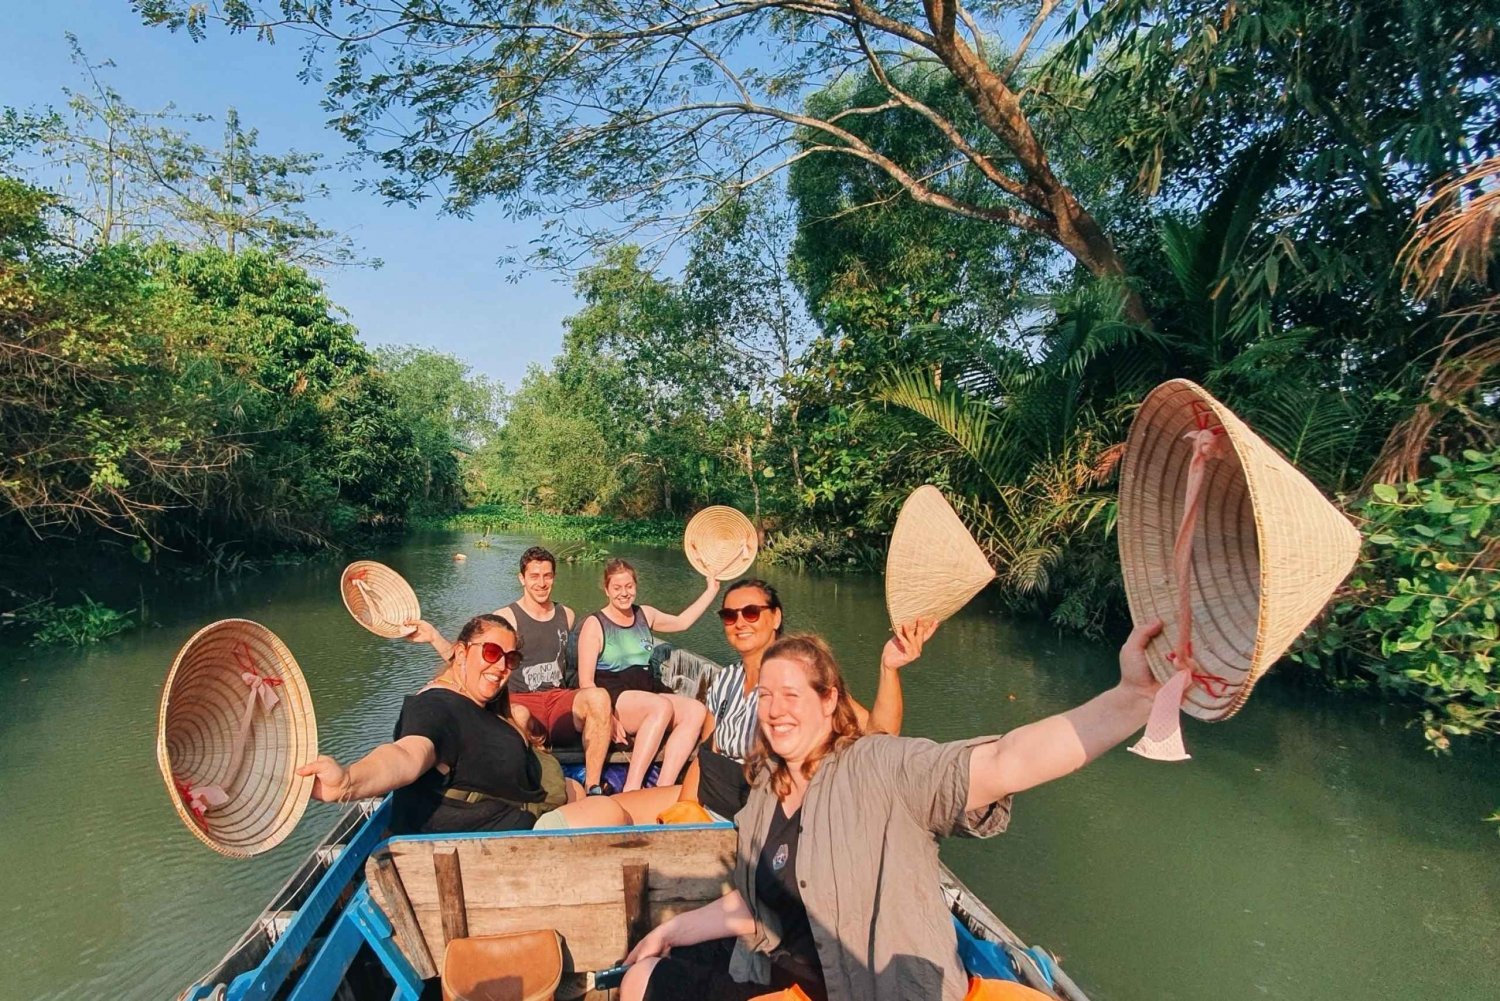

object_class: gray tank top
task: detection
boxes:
[505,601,573,694]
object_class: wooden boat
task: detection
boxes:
[179,798,1091,1001]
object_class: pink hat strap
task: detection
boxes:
[1129,404,1230,762]
[174,776,229,828]
[349,575,394,628]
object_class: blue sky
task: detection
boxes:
[1,1,580,386]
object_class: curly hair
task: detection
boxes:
[744,633,863,798]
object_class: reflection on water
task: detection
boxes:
[1,532,1496,1000]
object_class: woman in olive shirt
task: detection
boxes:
[623,621,1165,1001]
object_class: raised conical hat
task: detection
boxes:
[885,485,996,627]
[341,560,421,638]
[156,619,318,857]
[1118,379,1360,722]
[683,506,758,580]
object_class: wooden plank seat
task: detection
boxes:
[366,824,737,998]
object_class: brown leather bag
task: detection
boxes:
[441,929,564,1001]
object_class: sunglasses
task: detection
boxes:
[475,642,523,670]
[718,604,773,625]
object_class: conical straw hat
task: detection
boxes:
[684,506,758,580]
[156,619,318,857]
[341,560,421,638]
[1118,379,1360,722]
[885,485,996,627]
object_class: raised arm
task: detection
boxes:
[965,620,1163,811]
[576,615,603,688]
[644,573,721,633]
[857,618,937,735]
[297,735,438,803]
[405,620,453,661]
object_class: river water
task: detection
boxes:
[1,532,1496,1001]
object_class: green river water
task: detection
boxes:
[1,532,1497,1001]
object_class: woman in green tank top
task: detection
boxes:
[576,558,721,791]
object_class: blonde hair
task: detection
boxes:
[603,558,636,585]
[744,633,863,798]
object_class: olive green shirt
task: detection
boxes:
[729,734,1012,1001]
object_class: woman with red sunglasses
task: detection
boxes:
[296,613,639,834]
[682,579,937,818]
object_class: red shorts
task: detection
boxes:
[511,688,583,746]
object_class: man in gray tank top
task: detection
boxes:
[497,547,614,794]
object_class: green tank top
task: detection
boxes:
[591,606,655,673]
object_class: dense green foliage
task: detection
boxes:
[1296,451,1500,748]
[417,502,682,548]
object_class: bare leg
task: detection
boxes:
[614,691,672,792]
[657,695,707,786]
[572,687,613,789]
[551,795,631,828]
[608,786,683,825]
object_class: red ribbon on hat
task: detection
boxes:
[1129,402,1232,761]
[176,643,284,829]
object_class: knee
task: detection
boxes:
[578,687,611,718]
[677,698,707,727]
[621,957,659,1001]
[647,697,673,726]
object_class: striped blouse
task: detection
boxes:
[706,660,759,761]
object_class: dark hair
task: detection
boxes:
[450,614,524,722]
[603,558,636,585]
[744,633,862,798]
[519,546,556,575]
[723,578,785,637]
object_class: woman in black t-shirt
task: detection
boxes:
[297,614,636,833]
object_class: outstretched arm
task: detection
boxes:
[405,620,453,661]
[297,735,438,803]
[965,620,1164,811]
[645,573,721,633]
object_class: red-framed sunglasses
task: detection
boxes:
[718,604,772,625]
[474,642,523,670]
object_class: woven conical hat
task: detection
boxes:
[156,619,318,857]
[1118,379,1360,722]
[341,560,421,638]
[885,485,996,627]
[684,506,758,580]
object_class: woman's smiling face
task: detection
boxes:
[458,623,518,702]
[604,569,637,612]
[756,654,836,769]
[720,584,781,658]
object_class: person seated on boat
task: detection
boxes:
[296,613,648,834]
[575,558,715,792]
[405,546,618,794]
[621,621,1166,1001]
[680,578,937,819]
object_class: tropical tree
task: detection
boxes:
[136,0,1148,318]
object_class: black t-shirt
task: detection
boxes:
[754,804,827,1000]
[390,688,546,835]
[697,740,752,819]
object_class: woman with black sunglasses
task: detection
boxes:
[683,579,937,817]
[296,613,639,834]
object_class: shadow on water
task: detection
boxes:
[0,530,1496,1000]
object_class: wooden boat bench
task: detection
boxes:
[365,824,737,1000]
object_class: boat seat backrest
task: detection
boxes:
[367,825,737,975]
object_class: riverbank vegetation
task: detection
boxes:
[0,52,499,630]
[17,2,1498,750]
